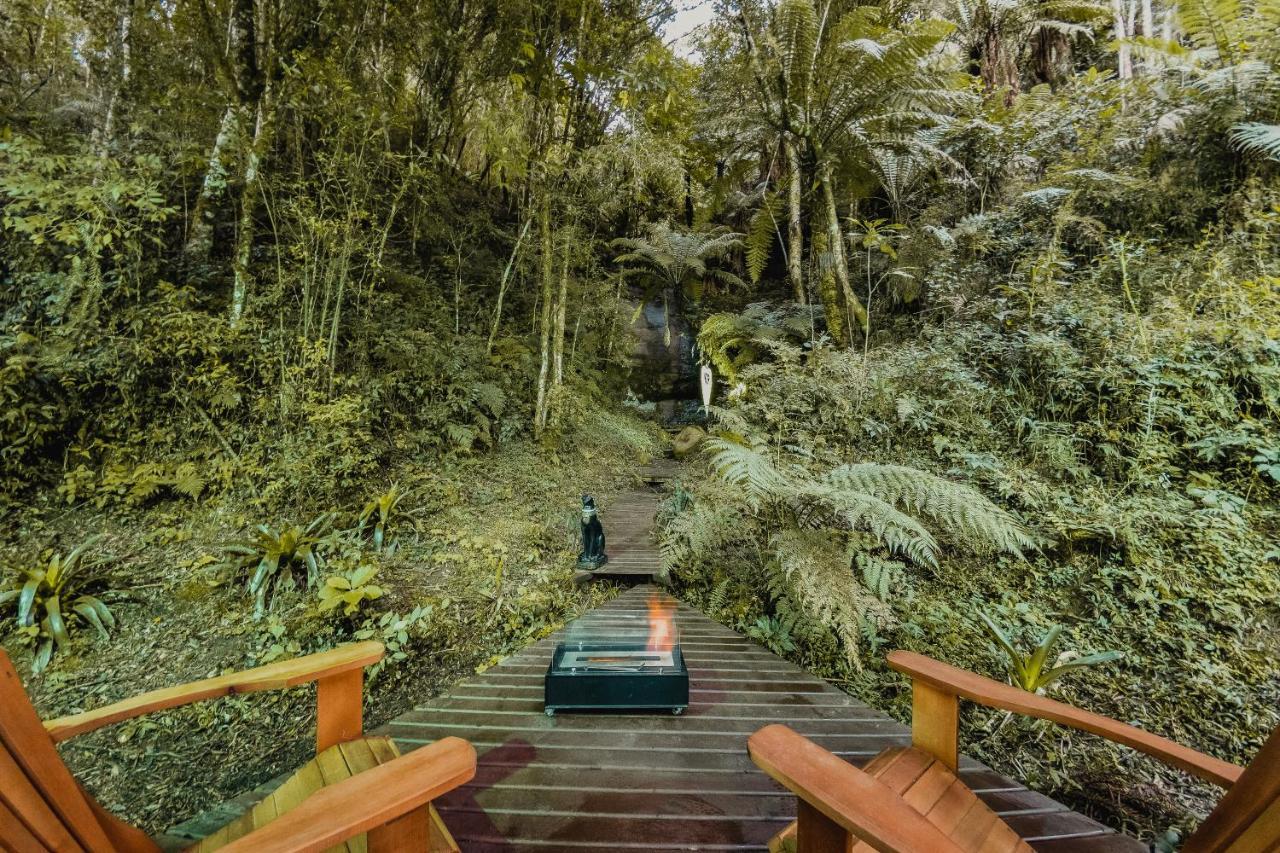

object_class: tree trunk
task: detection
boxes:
[1113,0,1133,80]
[811,229,844,345]
[979,25,1020,105]
[549,232,570,425]
[96,0,133,155]
[533,194,554,436]
[487,218,532,356]
[186,0,260,262]
[230,84,273,325]
[784,138,805,304]
[819,167,867,343]
[1032,29,1071,88]
[186,105,242,260]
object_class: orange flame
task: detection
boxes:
[647,593,676,652]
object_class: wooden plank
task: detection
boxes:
[1187,724,1280,852]
[912,680,959,770]
[399,585,1131,852]
[888,651,1243,787]
[747,725,964,851]
[45,642,384,743]
[216,738,476,853]
[317,669,364,752]
[0,651,115,853]
[0,743,85,852]
[0,796,50,853]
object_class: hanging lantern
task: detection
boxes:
[700,364,713,412]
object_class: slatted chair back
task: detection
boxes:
[1187,724,1280,853]
[0,649,118,852]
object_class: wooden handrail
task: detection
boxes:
[44,641,384,749]
[218,737,477,853]
[748,724,966,853]
[886,650,1244,788]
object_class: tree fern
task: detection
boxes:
[770,529,893,668]
[612,223,745,294]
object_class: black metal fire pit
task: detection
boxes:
[544,641,688,715]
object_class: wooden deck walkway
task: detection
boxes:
[381,585,1142,852]
[166,458,1142,852]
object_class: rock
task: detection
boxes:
[672,425,706,460]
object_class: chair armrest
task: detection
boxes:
[748,724,965,853]
[44,642,384,742]
[887,650,1243,787]
[217,736,477,853]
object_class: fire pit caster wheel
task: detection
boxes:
[546,708,556,716]
[672,707,685,716]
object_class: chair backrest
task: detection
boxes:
[1188,724,1280,853]
[0,649,117,852]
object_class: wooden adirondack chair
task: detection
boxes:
[750,650,1280,853]
[0,641,476,853]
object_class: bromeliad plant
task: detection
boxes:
[358,484,410,553]
[979,611,1122,693]
[0,535,117,672]
[216,515,336,618]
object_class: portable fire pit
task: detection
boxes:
[544,594,688,715]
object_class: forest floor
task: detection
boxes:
[3,406,664,834]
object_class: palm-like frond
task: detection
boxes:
[706,438,1034,566]
[611,224,744,292]
[776,0,820,106]
[824,464,1037,556]
[746,191,783,284]
[1230,122,1280,160]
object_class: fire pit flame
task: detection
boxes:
[647,593,675,652]
[544,593,688,715]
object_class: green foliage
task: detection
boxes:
[747,614,798,655]
[216,515,337,618]
[667,263,1280,835]
[613,223,746,298]
[697,302,822,385]
[706,437,1034,568]
[663,433,1032,667]
[1231,123,1280,161]
[978,612,1122,693]
[0,536,117,672]
[745,192,782,284]
[353,605,435,683]
[319,563,384,618]
[358,484,411,553]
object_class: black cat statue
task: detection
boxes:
[577,494,608,569]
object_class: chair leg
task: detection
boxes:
[796,800,852,853]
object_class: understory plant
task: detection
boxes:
[979,611,1122,693]
[358,484,411,553]
[216,515,337,617]
[0,535,117,672]
[319,562,384,618]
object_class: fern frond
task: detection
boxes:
[776,0,820,104]
[824,463,1036,556]
[1230,122,1280,161]
[746,192,783,283]
[706,438,797,507]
